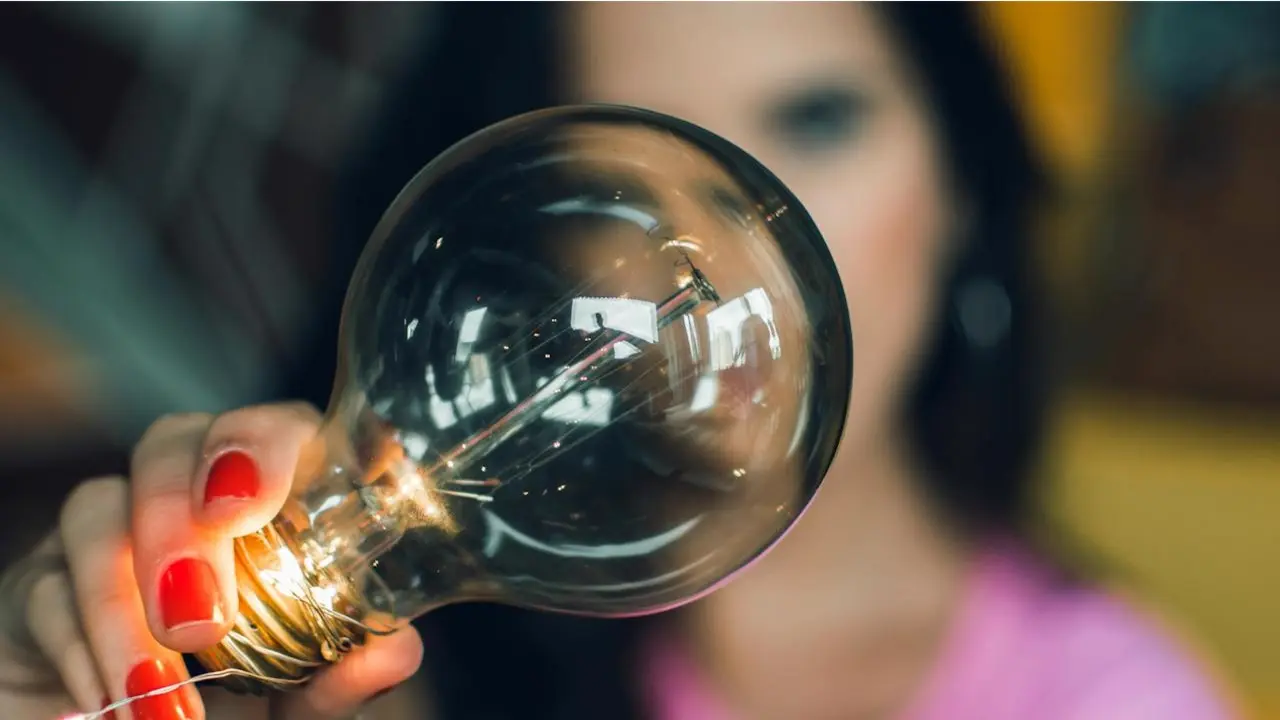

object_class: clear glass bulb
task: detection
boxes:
[195,105,852,690]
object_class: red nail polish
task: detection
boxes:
[203,450,259,505]
[159,557,222,630]
[124,659,197,720]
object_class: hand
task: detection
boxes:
[0,404,425,719]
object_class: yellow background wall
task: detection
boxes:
[1042,394,1279,718]
[985,5,1279,717]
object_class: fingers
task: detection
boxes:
[131,413,233,653]
[19,402,329,720]
[25,570,104,713]
[129,404,323,653]
[279,629,424,720]
[61,476,202,720]
[192,402,323,537]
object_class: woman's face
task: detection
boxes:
[568,3,956,465]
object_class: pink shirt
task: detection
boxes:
[642,542,1236,719]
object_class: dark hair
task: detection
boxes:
[882,5,1048,532]
[284,4,1046,718]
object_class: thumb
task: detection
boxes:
[277,628,425,719]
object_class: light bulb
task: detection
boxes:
[193,105,852,692]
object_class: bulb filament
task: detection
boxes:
[427,266,721,482]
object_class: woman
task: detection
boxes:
[0,4,1234,720]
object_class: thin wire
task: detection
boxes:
[63,667,310,720]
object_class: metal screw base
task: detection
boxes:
[192,522,368,695]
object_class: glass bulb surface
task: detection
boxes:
[197,105,852,686]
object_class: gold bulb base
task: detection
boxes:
[192,522,369,695]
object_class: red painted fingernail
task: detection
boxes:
[159,557,222,631]
[124,659,196,720]
[100,696,117,720]
[203,450,259,505]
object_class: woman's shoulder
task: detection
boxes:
[906,539,1240,720]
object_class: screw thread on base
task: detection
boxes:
[192,523,370,695]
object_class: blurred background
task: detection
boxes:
[0,2,1276,717]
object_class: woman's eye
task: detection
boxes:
[766,86,867,154]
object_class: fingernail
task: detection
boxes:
[124,659,197,720]
[202,449,260,506]
[159,557,222,631]
[100,696,117,720]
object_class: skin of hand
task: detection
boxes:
[0,403,426,720]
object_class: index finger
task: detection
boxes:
[190,402,324,537]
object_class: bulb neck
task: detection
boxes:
[191,518,372,694]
